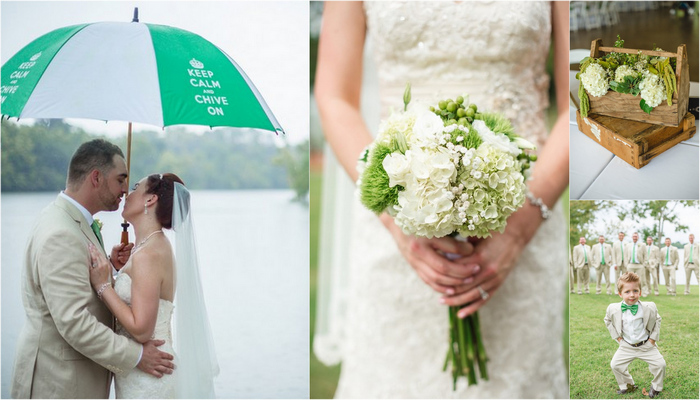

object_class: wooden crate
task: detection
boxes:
[586,39,690,127]
[575,110,696,169]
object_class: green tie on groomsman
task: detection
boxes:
[612,232,627,293]
[683,234,699,295]
[645,236,661,296]
[625,232,648,296]
[592,235,613,295]
[662,238,678,296]
[573,237,592,295]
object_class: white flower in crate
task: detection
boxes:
[639,70,665,108]
[580,63,609,97]
[614,65,637,83]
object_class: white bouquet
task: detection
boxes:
[357,84,536,388]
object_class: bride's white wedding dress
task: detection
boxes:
[331,2,567,398]
[114,259,177,399]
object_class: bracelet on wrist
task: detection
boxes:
[525,190,551,220]
[96,282,111,300]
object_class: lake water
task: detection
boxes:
[1,190,309,399]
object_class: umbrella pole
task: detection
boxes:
[121,122,132,245]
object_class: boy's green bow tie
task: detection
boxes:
[621,303,638,315]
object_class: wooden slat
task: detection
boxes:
[576,111,696,169]
[598,46,679,58]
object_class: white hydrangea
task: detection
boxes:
[580,63,609,97]
[614,65,637,83]
[375,109,417,148]
[359,102,529,239]
[639,71,665,108]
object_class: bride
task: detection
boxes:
[88,173,219,398]
[314,2,569,398]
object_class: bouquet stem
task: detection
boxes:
[446,306,488,389]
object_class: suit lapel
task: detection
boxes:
[54,195,108,257]
[613,306,622,336]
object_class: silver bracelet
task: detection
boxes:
[526,191,551,220]
[96,282,111,300]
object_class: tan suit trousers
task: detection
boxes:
[662,266,676,295]
[645,265,660,295]
[596,263,612,294]
[577,264,590,294]
[611,340,666,391]
[685,262,698,294]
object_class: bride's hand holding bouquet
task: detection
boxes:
[357,86,539,387]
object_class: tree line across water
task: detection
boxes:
[1,119,309,200]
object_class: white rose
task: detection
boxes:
[472,120,520,155]
[382,151,411,187]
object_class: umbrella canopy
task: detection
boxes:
[1,18,284,133]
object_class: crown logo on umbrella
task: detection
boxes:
[30,52,42,61]
[189,58,204,69]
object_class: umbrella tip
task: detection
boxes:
[131,7,139,23]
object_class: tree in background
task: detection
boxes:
[1,119,305,195]
[630,200,697,245]
[273,139,310,202]
[569,200,613,247]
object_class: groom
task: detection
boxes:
[11,139,174,398]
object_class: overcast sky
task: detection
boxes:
[1,1,309,145]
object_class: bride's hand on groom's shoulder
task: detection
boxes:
[380,214,480,296]
[88,243,112,291]
[111,242,134,271]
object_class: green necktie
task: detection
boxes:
[601,244,605,265]
[690,245,694,263]
[583,245,587,263]
[666,247,670,265]
[91,220,104,249]
[620,242,624,262]
[621,303,638,315]
[632,244,636,263]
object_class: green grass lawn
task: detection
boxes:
[569,284,699,399]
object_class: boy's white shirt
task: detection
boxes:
[620,301,646,344]
[604,301,661,343]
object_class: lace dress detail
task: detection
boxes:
[114,265,177,399]
[333,2,567,398]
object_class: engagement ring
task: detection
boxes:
[477,285,489,300]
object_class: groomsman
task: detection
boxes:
[573,237,592,294]
[646,236,661,296]
[611,232,627,293]
[683,233,699,295]
[591,235,612,295]
[569,246,577,294]
[661,237,678,295]
[625,232,647,296]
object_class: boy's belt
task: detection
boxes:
[627,338,649,347]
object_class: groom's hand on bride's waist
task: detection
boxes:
[137,339,175,378]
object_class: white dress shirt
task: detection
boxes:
[621,301,647,344]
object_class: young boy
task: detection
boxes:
[604,272,666,398]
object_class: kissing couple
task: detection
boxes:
[11,139,218,399]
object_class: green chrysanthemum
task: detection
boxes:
[475,112,515,139]
[359,144,401,213]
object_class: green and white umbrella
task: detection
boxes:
[1,9,284,242]
[1,11,284,133]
